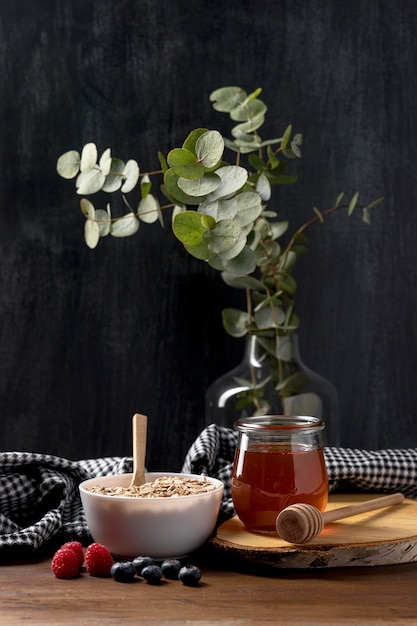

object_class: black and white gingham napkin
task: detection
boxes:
[1,425,417,555]
[0,452,132,555]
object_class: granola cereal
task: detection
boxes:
[86,475,217,498]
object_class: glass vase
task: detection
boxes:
[205,334,340,446]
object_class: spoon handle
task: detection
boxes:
[130,413,148,487]
[322,492,404,524]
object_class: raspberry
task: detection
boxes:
[61,541,84,568]
[85,543,114,577]
[51,547,80,579]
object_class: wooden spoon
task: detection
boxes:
[129,413,148,487]
[276,492,404,544]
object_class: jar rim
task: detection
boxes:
[233,415,325,432]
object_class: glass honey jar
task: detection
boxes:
[232,415,328,533]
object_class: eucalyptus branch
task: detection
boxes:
[57,85,381,343]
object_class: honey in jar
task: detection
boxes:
[232,415,328,533]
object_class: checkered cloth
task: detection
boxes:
[1,425,417,555]
[0,452,133,556]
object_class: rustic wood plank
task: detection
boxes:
[0,550,417,624]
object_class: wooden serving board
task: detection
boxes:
[212,493,417,569]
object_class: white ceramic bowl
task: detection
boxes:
[79,472,224,559]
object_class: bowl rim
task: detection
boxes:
[79,471,224,501]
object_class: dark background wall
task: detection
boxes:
[0,0,416,470]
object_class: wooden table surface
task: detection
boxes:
[1,545,417,625]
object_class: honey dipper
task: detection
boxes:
[275,492,404,544]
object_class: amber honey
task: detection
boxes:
[232,416,328,533]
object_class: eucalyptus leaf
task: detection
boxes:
[184,242,210,260]
[255,240,281,266]
[99,149,112,176]
[280,250,297,272]
[178,172,221,196]
[121,159,140,193]
[267,145,280,169]
[173,211,206,247]
[210,87,246,112]
[180,128,208,155]
[290,134,303,158]
[111,213,139,238]
[256,174,271,201]
[138,194,160,224]
[230,98,267,123]
[270,220,289,240]
[313,206,324,222]
[364,196,384,211]
[195,130,224,168]
[276,371,308,395]
[84,219,100,249]
[281,125,292,150]
[199,197,237,221]
[348,191,360,216]
[233,192,263,227]
[158,150,169,173]
[201,214,216,230]
[140,174,152,199]
[253,291,283,312]
[222,308,249,337]
[278,274,297,296]
[171,205,185,222]
[266,173,298,185]
[231,111,266,135]
[164,169,206,205]
[362,207,371,224]
[223,245,257,275]
[207,250,226,271]
[254,304,286,330]
[208,219,242,255]
[167,148,205,180]
[76,169,105,195]
[248,153,267,171]
[335,192,345,208]
[102,158,125,193]
[57,150,80,179]
[94,209,111,237]
[256,336,277,358]
[221,272,265,290]
[206,165,248,201]
[227,133,262,154]
[80,198,95,219]
[217,228,247,260]
[253,217,271,239]
[244,87,263,104]
[80,143,98,174]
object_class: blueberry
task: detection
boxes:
[141,564,163,585]
[131,556,156,575]
[178,564,202,586]
[110,561,137,583]
[161,559,182,580]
